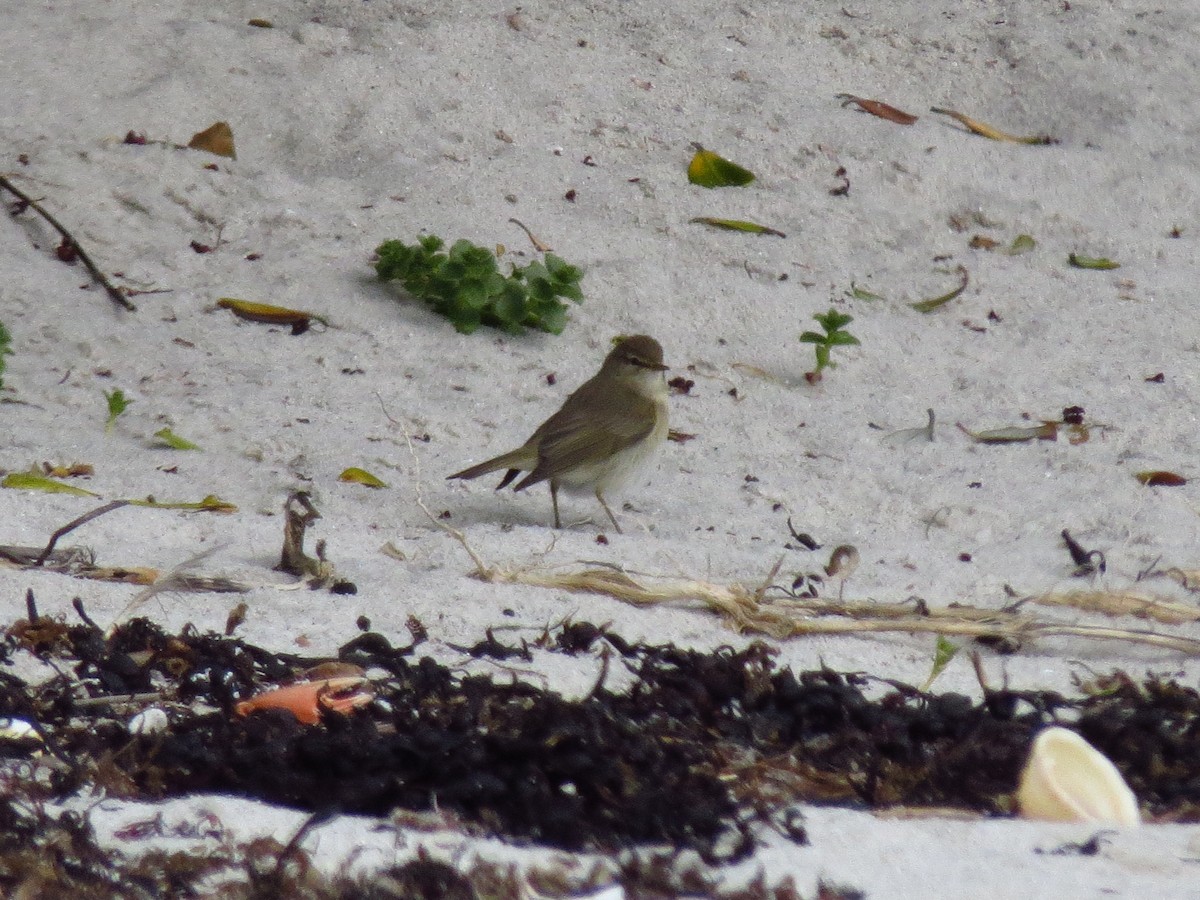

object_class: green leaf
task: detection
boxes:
[1004,234,1036,256]
[554,280,584,303]
[826,332,861,347]
[814,310,854,332]
[2,472,100,497]
[456,277,495,310]
[154,428,201,450]
[844,282,884,301]
[446,298,482,334]
[0,319,10,390]
[687,146,756,188]
[520,258,549,283]
[493,282,529,327]
[910,267,969,313]
[690,217,785,237]
[526,276,556,304]
[448,240,497,279]
[545,254,582,284]
[798,331,826,345]
[531,298,568,335]
[1068,253,1120,270]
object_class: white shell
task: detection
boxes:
[0,718,41,742]
[128,707,170,735]
[1017,727,1140,826]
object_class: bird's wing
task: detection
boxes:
[517,378,658,488]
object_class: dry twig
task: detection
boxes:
[0,175,136,311]
[35,499,130,566]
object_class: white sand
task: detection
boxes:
[3,1,1200,895]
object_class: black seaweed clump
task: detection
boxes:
[5,608,1200,875]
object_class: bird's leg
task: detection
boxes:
[595,490,622,534]
[551,481,562,529]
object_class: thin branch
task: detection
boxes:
[0,175,136,311]
[35,500,130,567]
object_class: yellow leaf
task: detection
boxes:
[42,462,94,478]
[956,422,1059,443]
[217,298,328,334]
[339,467,388,489]
[82,566,159,585]
[127,495,237,512]
[929,108,1057,145]
[687,146,755,188]
[690,217,785,237]
[2,473,100,497]
[187,121,237,159]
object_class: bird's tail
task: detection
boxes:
[448,448,534,488]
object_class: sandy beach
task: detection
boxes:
[3,1,1200,896]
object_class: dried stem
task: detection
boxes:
[507,217,552,252]
[35,500,130,567]
[461,558,1200,655]
[0,175,136,311]
[401,421,492,576]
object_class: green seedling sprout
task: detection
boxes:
[919,635,960,691]
[104,388,132,433]
[800,308,859,382]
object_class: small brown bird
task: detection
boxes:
[448,335,669,532]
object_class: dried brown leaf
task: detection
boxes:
[187,121,237,159]
[837,94,919,125]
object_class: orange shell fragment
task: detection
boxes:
[235,676,373,725]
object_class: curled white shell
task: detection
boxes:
[1017,727,1140,826]
[0,718,42,743]
[128,707,170,736]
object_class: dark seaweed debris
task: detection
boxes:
[4,607,1200,875]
